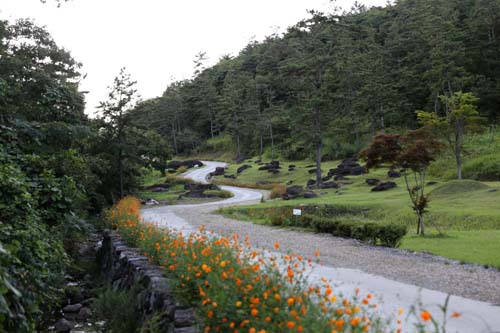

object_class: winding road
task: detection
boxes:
[142,161,500,332]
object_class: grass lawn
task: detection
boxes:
[400,230,500,268]
[216,157,500,268]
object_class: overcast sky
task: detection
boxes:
[1,0,388,116]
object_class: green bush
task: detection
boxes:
[301,215,406,247]
[204,189,233,198]
[377,224,408,247]
[92,285,141,333]
[462,154,500,181]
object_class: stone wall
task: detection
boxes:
[97,230,199,333]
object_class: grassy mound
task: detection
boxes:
[430,179,490,197]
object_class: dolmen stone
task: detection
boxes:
[388,170,401,178]
[167,160,203,170]
[63,303,83,313]
[371,181,396,192]
[365,178,380,186]
[306,179,316,187]
[328,157,366,177]
[237,164,252,174]
[303,191,318,199]
[282,186,304,200]
[54,318,74,332]
[320,181,339,189]
[258,160,280,171]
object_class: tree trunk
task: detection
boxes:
[418,211,425,236]
[379,103,385,133]
[269,124,275,161]
[313,105,322,187]
[209,110,215,139]
[171,122,178,155]
[455,119,463,180]
[354,112,360,149]
[233,111,240,160]
[455,146,462,180]
[315,141,322,187]
[259,134,263,162]
[236,133,241,161]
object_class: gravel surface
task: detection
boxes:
[171,203,500,306]
[144,161,500,309]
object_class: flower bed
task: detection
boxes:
[106,197,454,333]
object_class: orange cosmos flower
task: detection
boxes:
[421,311,432,321]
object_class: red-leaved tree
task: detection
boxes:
[361,129,443,235]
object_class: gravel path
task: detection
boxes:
[143,161,500,331]
[175,204,500,305]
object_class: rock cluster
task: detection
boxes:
[182,183,220,198]
[327,158,366,178]
[237,164,252,174]
[208,166,226,178]
[258,161,280,173]
[371,181,397,192]
[167,160,204,170]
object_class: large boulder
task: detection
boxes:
[388,170,401,178]
[151,186,169,192]
[321,181,339,189]
[282,186,303,200]
[184,183,218,191]
[208,166,226,178]
[258,161,280,171]
[167,160,203,170]
[237,164,252,174]
[303,191,318,199]
[371,181,396,192]
[54,318,74,332]
[365,178,380,186]
[183,183,220,198]
[306,179,316,187]
[327,157,366,177]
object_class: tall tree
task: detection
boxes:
[417,91,482,179]
[283,12,337,186]
[98,68,139,198]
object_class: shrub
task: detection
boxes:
[270,184,287,199]
[165,174,193,186]
[92,285,141,333]
[204,189,233,198]
[377,224,408,247]
[462,154,500,181]
[177,165,188,174]
[300,215,406,247]
[270,213,286,226]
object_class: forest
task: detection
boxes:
[0,19,170,331]
[131,0,500,165]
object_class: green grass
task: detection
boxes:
[215,159,341,188]
[216,157,500,267]
[400,230,500,269]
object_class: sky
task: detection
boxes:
[1,0,388,116]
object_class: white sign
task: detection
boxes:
[293,209,302,216]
